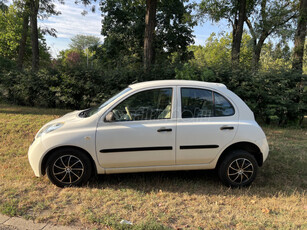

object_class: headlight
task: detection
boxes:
[36,122,64,138]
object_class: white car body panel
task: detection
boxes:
[176,119,238,164]
[96,120,177,168]
[28,80,269,178]
[175,85,239,164]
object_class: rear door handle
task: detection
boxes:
[157,128,172,132]
[220,126,234,130]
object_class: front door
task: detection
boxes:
[96,87,176,168]
[176,87,238,165]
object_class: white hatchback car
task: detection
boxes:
[28,80,269,187]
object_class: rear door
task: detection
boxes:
[176,87,238,165]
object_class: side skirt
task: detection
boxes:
[103,163,216,174]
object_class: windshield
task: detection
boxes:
[79,87,131,118]
[98,87,132,110]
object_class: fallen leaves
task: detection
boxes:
[262,208,271,214]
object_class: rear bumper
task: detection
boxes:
[256,137,269,163]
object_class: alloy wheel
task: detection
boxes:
[227,158,254,184]
[52,155,84,184]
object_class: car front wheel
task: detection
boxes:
[218,149,258,187]
[46,148,92,187]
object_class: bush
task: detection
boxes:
[0,62,305,126]
[0,65,175,109]
[175,63,306,126]
[0,56,16,73]
[0,70,59,107]
[246,70,306,125]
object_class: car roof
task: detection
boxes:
[129,80,227,90]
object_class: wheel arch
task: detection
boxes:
[216,142,263,168]
[41,145,97,176]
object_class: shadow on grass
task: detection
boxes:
[93,170,221,194]
[86,158,306,197]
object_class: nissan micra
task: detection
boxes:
[28,80,269,187]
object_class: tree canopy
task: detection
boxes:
[69,34,101,51]
[100,0,196,67]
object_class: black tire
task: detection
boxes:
[46,148,92,187]
[218,149,258,187]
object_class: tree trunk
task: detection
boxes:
[144,0,157,73]
[292,0,307,73]
[30,0,39,71]
[231,0,246,66]
[252,33,267,70]
[17,11,29,70]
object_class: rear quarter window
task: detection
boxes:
[214,92,235,116]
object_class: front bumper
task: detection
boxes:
[28,138,46,177]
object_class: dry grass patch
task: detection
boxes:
[0,103,306,229]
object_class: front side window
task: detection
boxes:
[181,88,234,118]
[111,88,173,121]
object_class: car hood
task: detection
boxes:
[45,110,82,126]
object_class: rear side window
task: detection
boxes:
[181,88,213,118]
[181,88,234,118]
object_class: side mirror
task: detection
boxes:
[105,111,115,122]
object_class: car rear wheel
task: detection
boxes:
[46,148,92,187]
[218,149,258,187]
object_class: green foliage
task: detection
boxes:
[260,42,292,71]
[0,5,23,59]
[0,2,51,67]
[57,49,84,68]
[0,199,25,216]
[0,68,103,109]
[69,35,101,51]
[100,0,146,63]
[176,32,253,80]
[0,1,8,11]
[155,0,196,58]
[0,56,16,73]
[199,0,298,68]
[198,0,256,25]
[249,0,297,39]
[175,32,306,125]
[0,69,59,107]
[247,70,306,125]
[176,65,306,126]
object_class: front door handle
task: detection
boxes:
[157,128,172,132]
[220,126,234,130]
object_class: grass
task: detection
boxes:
[0,103,306,229]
